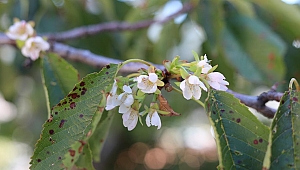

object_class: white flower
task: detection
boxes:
[197,54,212,74]
[118,85,134,113]
[105,80,121,110]
[146,109,161,129]
[122,107,139,131]
[6,20,34,41]
[180,75,207,100]
[135,73,164,93]
[21,36,50,60]
[206,72,229,91]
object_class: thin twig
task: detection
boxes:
[226,89,283,118]
[44,3,194,41]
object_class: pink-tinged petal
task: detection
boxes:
[208,81,221,90]
[148,73,158,83]
[192,85,201,100]
[123,85,132,93]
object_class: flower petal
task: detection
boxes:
[123,85,132,93]
[150,111,161,129]
[148,73,158,83]
[192,85,201,100]
[123,94,134,106]
[188,75,201,85]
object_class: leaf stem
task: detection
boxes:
[118,59,154,72]
[172,85,205,108]
[289,78,300,91]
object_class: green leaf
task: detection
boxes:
[206,89,269,169]
[263,90,300,169]
[251,0,300,41]
[89,110,115,162]
[224,12,286,84]
[195,0,224,55]
[74,143,95,170]
[41,53,79,115]
[30,64,119,170]
[222,27,264,83]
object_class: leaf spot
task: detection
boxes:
[49,129,55,135]
[292,97,298,102]
[259,138,263,143]
[78,140,86,153]
[253,139,258,145]
[68,93,80,99]
[59,119,67,128]
[236,118,241,123]
[69,149,76,157]
[37,159,41,162]
[80,81,85,87]
[72,86,78,91]
[70,102,76,109]
[81,87,87,95]
[79,114,84,118]
[106,65,110,69]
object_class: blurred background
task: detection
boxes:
[0,0,300,169]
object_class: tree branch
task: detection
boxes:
[226,89,283,118]
[44,3,194,41]
[51,42,164,72]
[0,1,283,118]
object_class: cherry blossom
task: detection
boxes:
[180,75,207,100]
[118,85,134,113]
[105,80,121,110]
[146,109,161,129]
[122,107,139,131]
[135,73,164,93]
[21,36,50,60]
[6,20,34,41]
[197,54,212,74]
[206,72,229,91]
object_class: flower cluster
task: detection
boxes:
[165,53,229,100]
[105,68,165,131]
[105,53,228,131]
[6,19,50,61]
